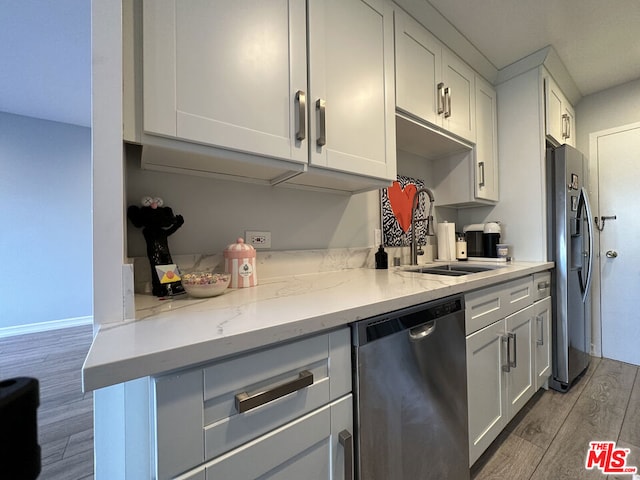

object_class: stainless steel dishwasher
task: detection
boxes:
[352,294,469,480]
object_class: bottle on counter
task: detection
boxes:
[375,245,388,269]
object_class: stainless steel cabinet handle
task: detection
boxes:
[478,161,485,188]
[235,370,314,413]
[295,90,306,141]
[437,82,445,114]
[338,430,353,480]
[537,281,550,290]
[536,315,544,346]
[562,113,571,139]
[316,99,326,147]
[502,335,511,372]
[606,250,618,258]
[509,332,517,368]
[444,87,452,118]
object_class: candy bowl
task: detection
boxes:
[181,271,231,298]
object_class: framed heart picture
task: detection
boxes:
[381,175,427,247]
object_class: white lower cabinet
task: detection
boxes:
[149,328,352,480]
[534,296,552,390]
[466,275,548,466]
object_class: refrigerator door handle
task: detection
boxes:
[580,187,595,302]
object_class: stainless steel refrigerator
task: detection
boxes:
[546,144,594,392]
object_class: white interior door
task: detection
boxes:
[597,124,640,365]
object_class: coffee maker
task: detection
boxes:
[462,223,501,258]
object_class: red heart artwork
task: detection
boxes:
[387,181,417,233]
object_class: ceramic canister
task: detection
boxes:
[224,237,258,288]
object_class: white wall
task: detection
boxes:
[0,111,92,330]
[576,78,640,154]
[125,147,438,257]
[575,78,640,357]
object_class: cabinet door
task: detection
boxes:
[307,0,396,181]
[474,76,499,202]
[394,9,442,126]
[143,0,308,165]
[466,320,507,466]
[545,76,564,145]
[204,395,353,480]
[504,304,534,420]
[533,297,552,390]
[442,50,476,143]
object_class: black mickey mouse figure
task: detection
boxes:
[128,196,185,297]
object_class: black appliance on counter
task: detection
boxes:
[463,223,501,258]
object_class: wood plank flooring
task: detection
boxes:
[473,357,640,480]
[2,325,639,480]
[0,324,94,480]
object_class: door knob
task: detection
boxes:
[605,250,618,258]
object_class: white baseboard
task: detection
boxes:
[0,316,93,339]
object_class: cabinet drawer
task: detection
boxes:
[203,394,352,480]
[533,271,551,301]
[154,328,351,479]
[465,276,534,335]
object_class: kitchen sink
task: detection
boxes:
[405,264,505,276]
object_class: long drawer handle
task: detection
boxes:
[295,90,306,141]
[339,430,354,480]
[316,99,326,146]
[235,370,314,414]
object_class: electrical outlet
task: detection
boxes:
[245,230,271,249]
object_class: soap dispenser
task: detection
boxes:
[375,245,388,269]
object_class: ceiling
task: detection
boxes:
[0,1,638,128]
[426,0,640,97]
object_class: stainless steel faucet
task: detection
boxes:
[410,187,435,265]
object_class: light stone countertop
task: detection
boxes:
[82,261,553,391]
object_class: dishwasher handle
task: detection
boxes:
[409,320,436,341]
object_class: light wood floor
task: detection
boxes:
[0,324,94,480]
[2,326,639,480]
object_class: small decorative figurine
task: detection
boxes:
[127,196,185,297]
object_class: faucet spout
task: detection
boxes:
[410,187,435,265]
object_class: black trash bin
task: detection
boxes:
[0,377,41,479]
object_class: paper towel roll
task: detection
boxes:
[437,222,456,261]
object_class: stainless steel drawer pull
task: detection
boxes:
[316,99,326,146]
[295,90,306,141]
[235,370,314,413]
[537,281,550,290]
[339,430,354,480]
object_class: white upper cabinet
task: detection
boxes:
[138,0,396,192]
[306,0,396,181]
[544,73,575,147]
[474,76,499,202]
[143,0,308,165]
[394,9,475,143]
